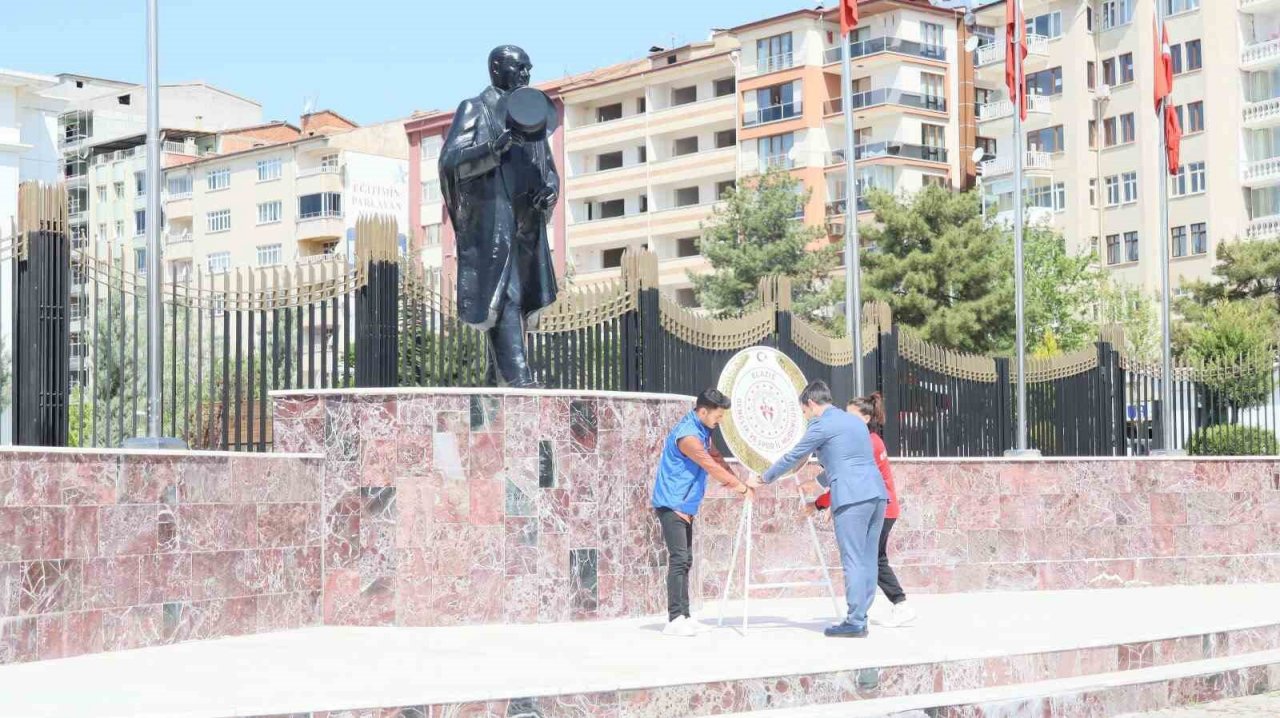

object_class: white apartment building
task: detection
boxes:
[162,116,410,282]
[972,0,1250,294]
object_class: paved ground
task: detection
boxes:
[2,585,1280,718]
[1125,692,1280,716]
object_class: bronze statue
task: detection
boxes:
[439,45,560,388]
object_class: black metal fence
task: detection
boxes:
[9,186,1279,457]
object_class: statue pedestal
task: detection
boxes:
[272,387,693,627]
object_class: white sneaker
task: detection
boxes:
[884,602,917,627]
[662,616,697,637]
[687,618,712,633]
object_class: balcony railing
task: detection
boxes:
[1243,97,1280,125]
[167,190,192,201]
[1242,38,1280,68]
[979,150,1053,176]
[162,140,199,156]
[827,143,949,164]
[298,209,343,221]
[1247,214,1280,239]
[824,198,871,216]
[975,35,1049,67]
[1240,0,1280,11]
[298,165,342,178]
[1244,156,1280,184]
[823,37,946,65]
[743,101,803,127]
[756,52,794,75]
[165,232,193,245]
[761,155,796,170]
[977,94,1052,121]
[848,88,947,113]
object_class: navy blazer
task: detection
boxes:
[762,407,888,509]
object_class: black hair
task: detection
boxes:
[695,388,732,411]
[799,380,833,407]
[848,392,886,434]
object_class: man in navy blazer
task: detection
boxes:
[750,380,888,637]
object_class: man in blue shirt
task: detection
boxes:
[652,388,753,637]
[750,380,887,637]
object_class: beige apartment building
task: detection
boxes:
[972,0,1258,294]
[162,112,409,281]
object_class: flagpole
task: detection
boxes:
[841,27,864,397]
[1153,2,1179,455]
[1007,0,1035,457]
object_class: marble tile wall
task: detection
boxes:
[697,459,1280,600]
[0,451,323,665]
[272,391,692,627]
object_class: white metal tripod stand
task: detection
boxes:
[716,471,842,632]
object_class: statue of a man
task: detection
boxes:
[439,45,560,388]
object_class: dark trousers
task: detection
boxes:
[656,509,693,621]
[878,517,906,605]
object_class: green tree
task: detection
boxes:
[1097,281,1160,362]
[1178,300,1277,420]
[692,167,842,330]
[859,187,1100,355]
[1181,237,1280,315]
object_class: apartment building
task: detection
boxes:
[971,0,1245,293]
[162,112,410,281]
[735,2,974,247]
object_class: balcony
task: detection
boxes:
[162,140,199,156]
[761,154,797,171]
[977,94,1052,122]
[743,101,803,128]
[979,150,1053,177]
[565,163,650,202]
[827,143,949,166]
[566,113,649,151]
[824,198,872,217]
[647,95,735,135]
[826,89,947,116]
[975,35,1049,67]
[647,146,736,185]
[298,165,342,178]
[1240,0,1280,12]
[754,52,795,76]
[1242,39,1280,70]
[1247,215,1280,239]
[1243,157,1280,187]
[1243,97,1280,128]
[297,212,345,241]
[824,37,946,66]
[165,231,193,246]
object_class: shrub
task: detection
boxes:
[1186,425,1279,456]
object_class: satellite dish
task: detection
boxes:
[964,36,981,53]
[971,147,987,164]
[1097,84,1112,99]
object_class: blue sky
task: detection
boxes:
[2,0,826,126]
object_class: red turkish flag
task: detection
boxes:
[840,0,859,36]
[1165,103,1182,175]
[1006,0,1028,120]
[1154,19,1173,113]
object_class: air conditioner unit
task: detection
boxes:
[826,221,845,236]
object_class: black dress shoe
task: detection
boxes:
[824,622,869,638]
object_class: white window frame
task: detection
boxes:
[256,244,283,267]
[1121,172,1138,204]
[1172,162,1207,197]
[206,168,230,191]
[257,158,283,183]
[257,200,282,225]
[1105,175,1121,207]
[207,209,231,233]
[422,180,442,203]
[320,154,340,172]
[421,137,443,161]
[1102,0,1132,30]
[207,252,231,275]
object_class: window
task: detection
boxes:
[257,158,282,182]
[1054,182,1066,211]
[320,154,340,172]
[1185,40,1202,72]
[114,181,125,199]
[1118,53,1134,84]
[977,136,997,160]
[760,132,795,171]
[115,220,124,239]
[714,78,735,97]
[637,97,647,114]
[677,237,699,257]
[1179,101,1205,133]
[673,137,699,156]
[601,248,626,269]
[118,94,131,106]
[257,200,282,225]
[207,252,230,275]
[1087,61,1096,91]
[596,103,623,123]
[1027,183,1055,209]
[922,175,948,189]
[597,151,623,171]
[206,168,230,191]
[1026,11,1063,39]
[257,244,282,266]
[757,32,794,73]
[1104,113,1135,145]
[1166,0,1199,13]
[715,129,736,149]
[1169,43,1184,75]
[716,180,736,200]
[421,137,443,161]
[1102,58,1116,87]
[753,81,800,124]
[167,175,192,197]
[135,210,146,236]
[1124,231,1139,262]
[1025,67,1063,96]
[1171,226,1187,258]
[299,192,342,219]
[207,209,231,233]
[134,171,146,197]
[1122,172,1138,203]
[637,145,648,164]
[96,185,107,202]
[1191,222,1207,254]
[96,223,107,241]
[1026,125,1064,153]
[1105,176,1121,206]
[1089,178,1097,207]
[421,179,442,203]
[672,86,697,106]
[596,199,625,219]
[921,22,944,50]
[1104,117,1118,146]
[1086,6,1094,32]
[675,187,700,207]
[639,194,648,213]
[424,223,442,247]
[1106,234,1121,265]
[921,73,946,105]
[1172,161,1207,196]
[1102,0,1132,30]
[1089,119,1099,149]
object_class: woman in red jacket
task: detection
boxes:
[811,393,916,627]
